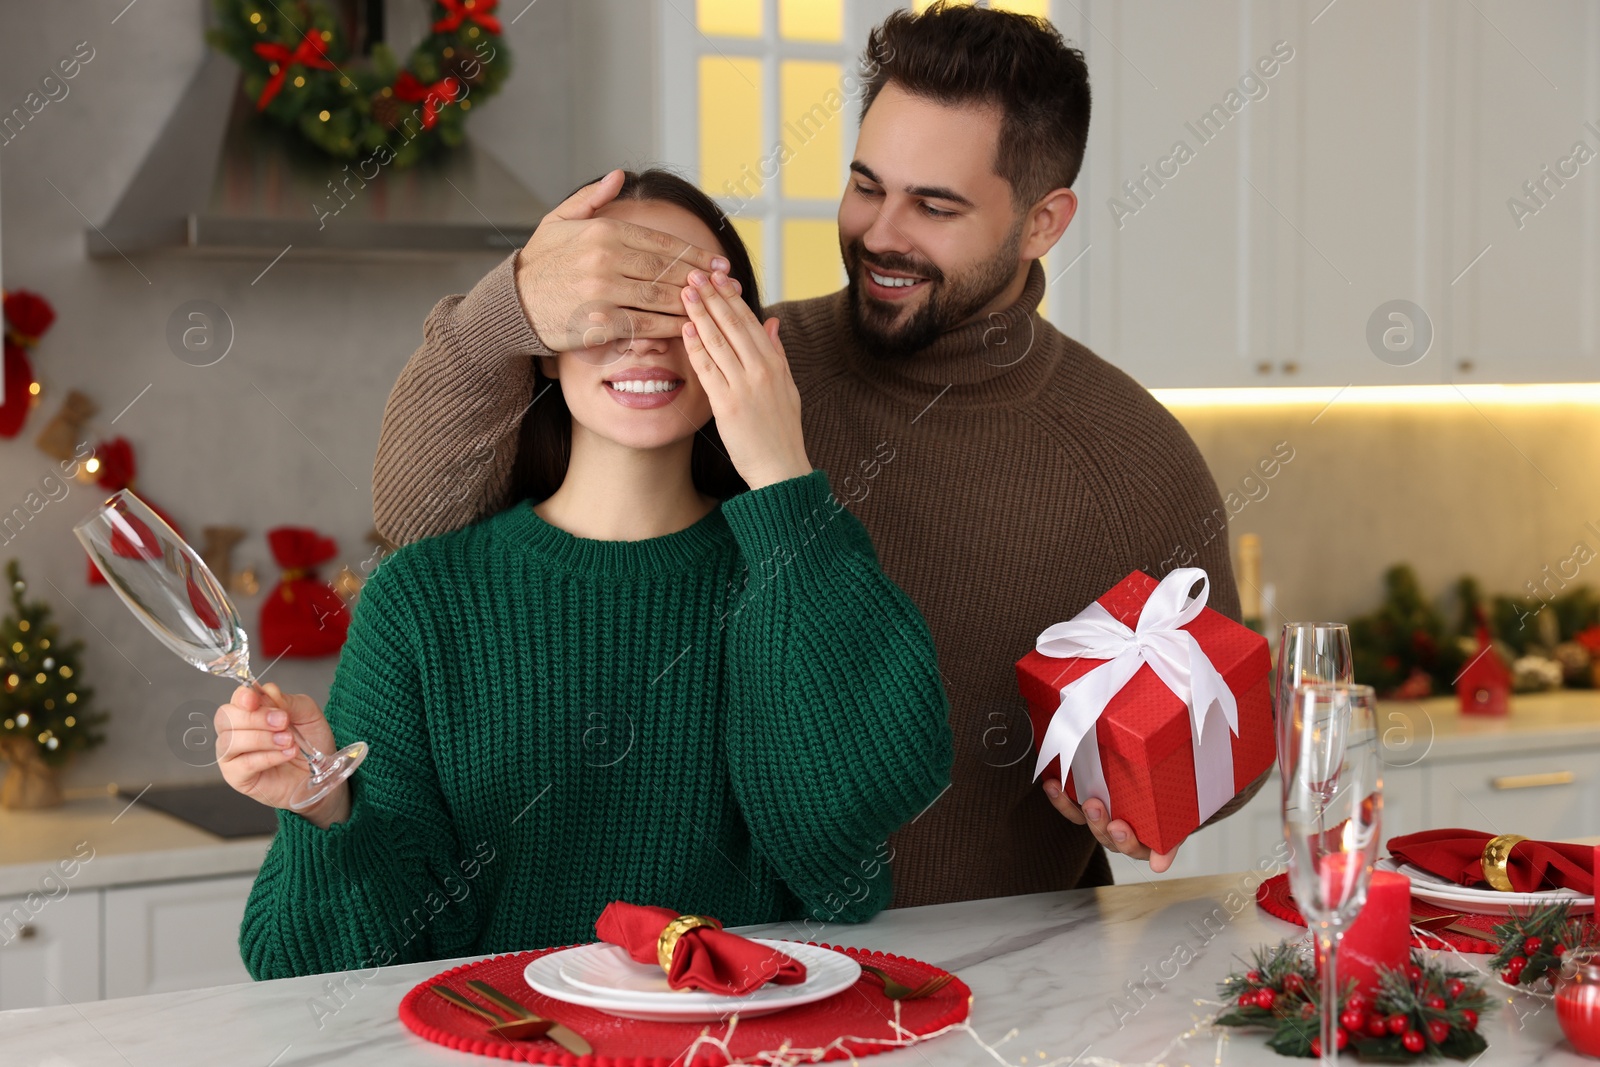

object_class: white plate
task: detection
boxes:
[524,939,861,1022]
[1378,856,1596,915]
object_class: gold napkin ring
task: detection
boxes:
[656,914,718,972]
[1482,833,1529,892]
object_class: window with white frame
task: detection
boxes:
[659,0,1056,311]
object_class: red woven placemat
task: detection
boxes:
[1257,872,1510,952]
[398,941,970,1066]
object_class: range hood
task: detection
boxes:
[88,51,544,258]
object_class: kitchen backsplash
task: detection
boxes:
[1179,399,1600,633]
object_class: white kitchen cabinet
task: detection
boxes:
[102,874,255,999]
[1074,1,1283,388]
[1061,0,1599,388]
[1441,0,1600,384]
[0,889,101,1010]
[1425,749,1600,841]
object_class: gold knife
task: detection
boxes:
[465,979,593,1056]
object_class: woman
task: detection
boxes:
[217,169,954,981]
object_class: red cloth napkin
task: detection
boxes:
[1388,829,1596,894]
[594,902,807,995]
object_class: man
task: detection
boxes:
[371,2,1264,908]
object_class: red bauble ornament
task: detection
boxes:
[1283,972,1305,994]
[1366,1014,1389,1037]
[1246,969,1260,982]
[1462,1009,1479,1030]
[1386,1012,1410,1035]
[1446,978,1466,998]
[1402,1029,1426,1053]
[1406,964,1423,983]
[1254,988,1276,1010]
[1237,992,1254,1007]
[1340,1008,1366,1032]
[1427,1019,1450,1043]
[1525,936,1544,955]
[1424,994,1446,1010]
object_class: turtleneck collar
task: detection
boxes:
[833,258,1058,405]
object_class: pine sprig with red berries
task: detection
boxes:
[1216,940,1492,1059]
[1487,902,1598,986]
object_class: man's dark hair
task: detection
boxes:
[509,168,756,506]
[858,0,1091,209]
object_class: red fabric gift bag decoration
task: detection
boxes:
[85,438,187,586]
[1015,567,1273,857]
[0,289,54,439]
[260,527,349,658]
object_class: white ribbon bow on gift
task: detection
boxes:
[1031,567,1240,827]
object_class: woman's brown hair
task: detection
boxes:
[507,168,763,506]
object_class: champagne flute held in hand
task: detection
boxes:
[73,489,367,810]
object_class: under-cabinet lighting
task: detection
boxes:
[1151,383,1600,407]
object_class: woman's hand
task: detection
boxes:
[680,270,813,490]
[215,683,349,829]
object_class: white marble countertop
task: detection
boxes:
[0,788,270,897]
[0,871,1589,1066]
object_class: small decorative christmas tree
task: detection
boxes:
[1,559,106,807]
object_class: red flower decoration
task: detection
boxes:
[3,289,56,343]
[95,437,138,491]
[0,340,33,439]
[1576,625,1600,656]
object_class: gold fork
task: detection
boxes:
[858,963,954,1000]
[428,985,555,1041]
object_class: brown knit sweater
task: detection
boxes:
[372,252,1262,908]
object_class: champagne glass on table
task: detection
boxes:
[1275,623,1353,773]
[1282,682,1382,1065]
[73,489,368,810]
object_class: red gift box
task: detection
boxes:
[1015,568,1273,856]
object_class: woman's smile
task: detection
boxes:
[603,372,686,408]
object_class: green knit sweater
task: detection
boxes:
[239,468,953,980]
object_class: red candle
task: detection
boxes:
[1315,867,1411,998]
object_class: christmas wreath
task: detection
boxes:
[206,0,510,167]
[1216,940,1493,1060]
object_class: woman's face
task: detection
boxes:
[540,199,722,454]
